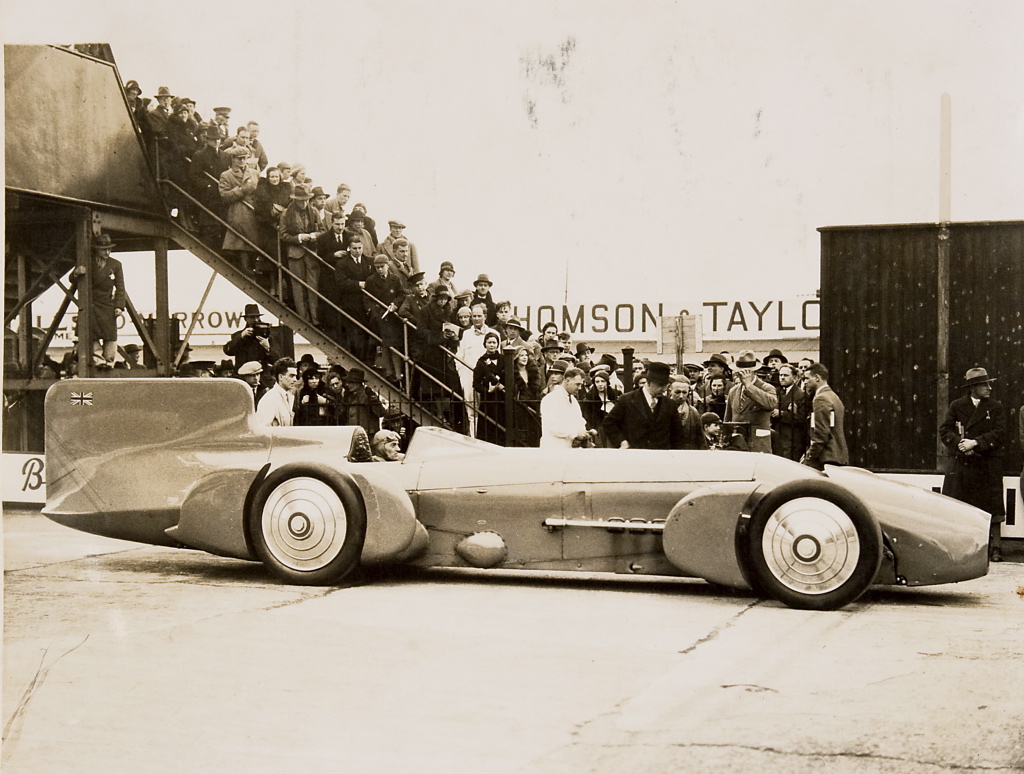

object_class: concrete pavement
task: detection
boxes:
[4,506,1024,773]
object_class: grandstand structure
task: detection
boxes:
[4,44,453,451]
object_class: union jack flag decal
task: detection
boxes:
[70,392,93,406]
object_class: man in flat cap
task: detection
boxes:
[380,220,418,270]
[940,367,1006,561]
[237,360,267,405]
[602,361,682,450]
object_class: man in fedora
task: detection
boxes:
[74,232,126,370]
[147,86,175,139]
[602,361,681,450]
[725,350,778,454]
[341,368,384,437]
[501,315,530,353]
[121,343,143,370]
[470,274,497,326]
[309,186,331,233]
[696,353,733,403]
[223,304,275,370]
[939,367,1006,561]
[574,342,595,373]
[279,185,324,324]
[801,362,848,471]
[760,348,788,388]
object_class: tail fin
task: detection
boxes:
[44,378,257,527]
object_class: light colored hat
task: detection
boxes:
[238,361,263,376]
[962,367,996,388]
[734,350,759,369]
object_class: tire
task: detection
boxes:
[249,464,366,585]
[744,479,882,611]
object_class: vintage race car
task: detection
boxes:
[43,379,990,610]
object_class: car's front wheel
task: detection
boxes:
[745,480,882,610]
[249,466,366,585]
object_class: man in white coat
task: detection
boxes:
[540,367,594,449]
[455,303,496,436]
[255,357,299,427]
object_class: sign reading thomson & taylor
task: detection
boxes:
[24,297,819,345]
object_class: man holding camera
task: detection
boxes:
[223,304,276,371]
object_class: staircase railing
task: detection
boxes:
[157,178,468,429]
[157,163,545,443]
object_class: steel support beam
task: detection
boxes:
[75,213,93,377]
[17,253,32,375]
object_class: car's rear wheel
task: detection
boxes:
[249,466,366,585]
[746,481,882,610]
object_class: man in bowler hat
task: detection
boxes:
[602,361,682,449]
[939,367,1006,561]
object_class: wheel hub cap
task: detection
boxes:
[762,497,860,594]
[262,477,348,571]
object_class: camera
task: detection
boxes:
[253,323,271,339]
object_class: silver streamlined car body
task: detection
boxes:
[43,379,990,610]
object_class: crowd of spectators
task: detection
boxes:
[39,82,831,462]
[16,79,836,467]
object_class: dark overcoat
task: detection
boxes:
[602,388,682,450]
[939,395,1006,520]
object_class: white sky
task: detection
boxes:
[6,1,1024,334]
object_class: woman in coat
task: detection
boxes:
[581,366,620,447]
[473,332,506,445]
[510,346,543,446]
[254,165,292,259]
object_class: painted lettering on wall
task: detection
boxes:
[515,304,664,337]
[701,300,819,335]
[36,299,820,345]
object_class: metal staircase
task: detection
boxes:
[163,214,451,429]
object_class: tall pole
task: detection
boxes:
[939,93,952,224]
[936,94,952,471]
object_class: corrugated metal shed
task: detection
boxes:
[819,221,1023,474]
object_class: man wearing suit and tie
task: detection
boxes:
[602,362,681,449]
[725,350,779,454]
[317,212,349,335]
[939,367,1006,562]
[333,237,374,361]
[800,362,849,470]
